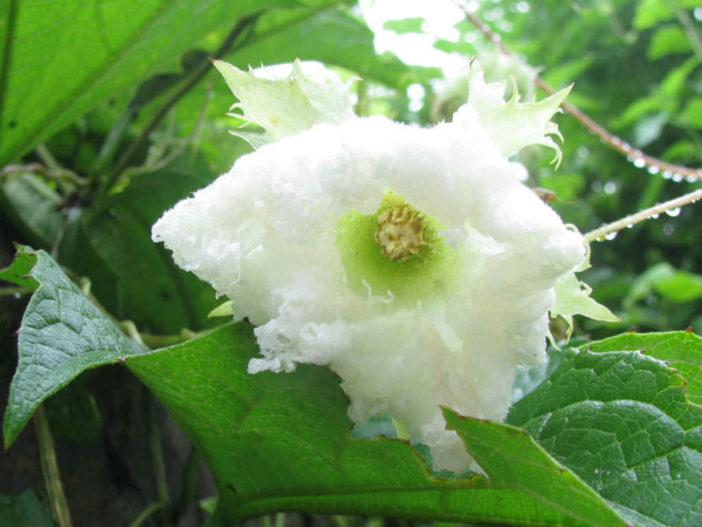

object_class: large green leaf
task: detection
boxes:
[127,323,625,526]
[588,331,702,405]
[1,247,148,448]
[508,341,702,527]
[0,0,343,165]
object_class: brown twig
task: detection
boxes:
[460,9,702,181]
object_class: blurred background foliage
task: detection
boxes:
[0,0,700,525]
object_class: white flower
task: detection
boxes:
[152,61,596,473]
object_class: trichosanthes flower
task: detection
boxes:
[152,60,615,473]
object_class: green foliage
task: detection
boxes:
[0,489,53,527]
[509,342,702,527]
[58,164,223,333]
[2,247,148,448]
[588,331,702,405]
[1,0,701,525]
[0,0,343,164]
[127,323,625,526]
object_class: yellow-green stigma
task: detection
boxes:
[374,204,426,261]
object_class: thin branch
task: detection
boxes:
[104,13,260,195]
[585,188,702,242]
[459,7,702,181]
[34,405,74,527]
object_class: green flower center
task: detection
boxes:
[374,204,426,261]
[335,190,459,303]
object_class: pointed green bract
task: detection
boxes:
[212,59,355,148]
[552,271,619,338]
[552,242,619,339]
[461,66,571,164]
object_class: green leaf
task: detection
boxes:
[0,0,335,164]
[680,99,702,129]
[634,0,674,30]
[633,0,700,30]
[0,489,53,527]
[588,331,702,405]
[508,342,702,527]
[0,173,65,249]
[0,247,38,290]
[2,247,148,448]
[444,410,626,527]
[648,25,693,59]
[626,262,702,305]
[384,17,425,34]
[127,323,625,526]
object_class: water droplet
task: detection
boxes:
[13,293,20,299]
[651,214,660,219]
[672,173,684,183]
[633,157,646,168]
[647,166,660,175]
[604,181,617,194]
[626,224,634,229]
[686,175,699,183]
[611,137,622,147]
[663,223,675,236]
[605,232,618,240]
[666,207,681,217]
[621,142,633,153]
[662,171,673,180]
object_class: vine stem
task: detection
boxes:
[585,188,702,242]
[459,7,702,181]
[33,405,74,527]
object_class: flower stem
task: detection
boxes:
[33,405,74,527]
[585,188,702,242]
[459,7,702,181]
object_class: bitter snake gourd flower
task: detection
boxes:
[152,60,615,472]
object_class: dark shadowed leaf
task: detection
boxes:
[0,489,53,527]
